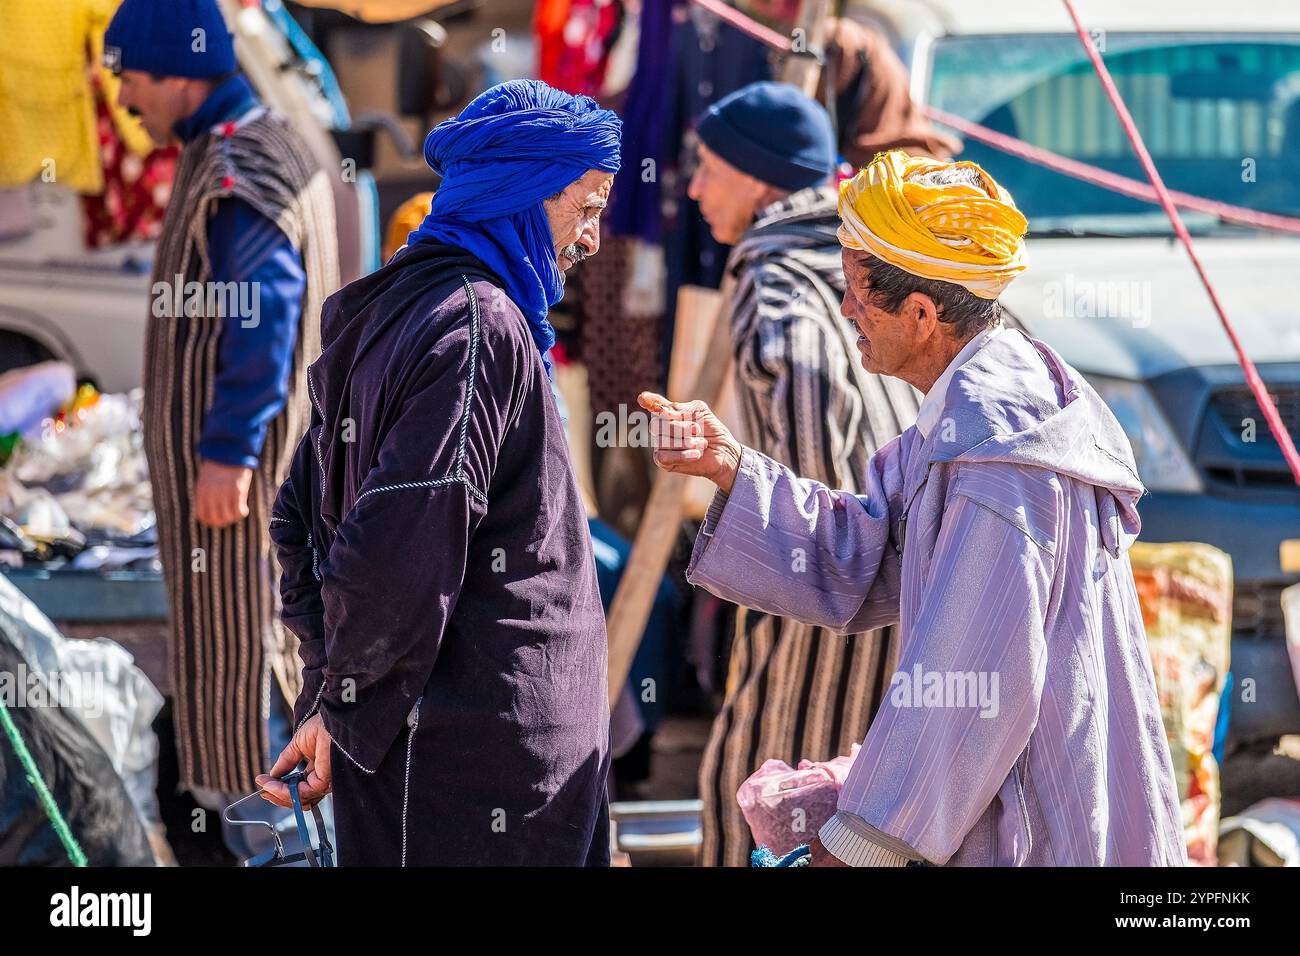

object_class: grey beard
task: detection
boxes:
[559,243,589,266]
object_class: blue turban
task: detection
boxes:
[408,80,622,361]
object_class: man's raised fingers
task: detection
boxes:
[638,391,692,419]
[650,419,703,448]
[637,391,670,413]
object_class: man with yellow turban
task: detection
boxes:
[639,150,1185,867]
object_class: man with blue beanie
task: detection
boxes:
[687,81,922,866]
[103,0,340,834]
[691,80,838,243]
[258,80,618,865]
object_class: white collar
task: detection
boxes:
[914,324,1004,439]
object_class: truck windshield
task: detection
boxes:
[928,34,1300,236]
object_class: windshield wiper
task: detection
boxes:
[1028,226,1132,238]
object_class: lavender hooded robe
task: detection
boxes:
[688,328,1186,866]
[271,243,609,865]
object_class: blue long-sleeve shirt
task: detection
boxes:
[173,75,307,470]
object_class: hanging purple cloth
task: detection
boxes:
[608,0,679,242]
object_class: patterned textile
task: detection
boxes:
[534,0,625,98]
[576,236,664,417]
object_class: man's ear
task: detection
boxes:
[907,291,941,338]
[744,170,776,207]
[180,76,215,109]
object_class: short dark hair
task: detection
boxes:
[861,254,1001,339]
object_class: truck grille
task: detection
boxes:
[1207,386,1300,489]
[1211,386,1300,447]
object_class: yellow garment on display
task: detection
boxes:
[0,0,152,195]
[837,149,1028,299]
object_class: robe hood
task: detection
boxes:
[316,242,497,369]
[926,328,1146,557]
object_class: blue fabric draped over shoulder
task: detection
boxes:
[407,79,622,361]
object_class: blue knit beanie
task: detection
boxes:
[695,81,836,192]
[103,0,237,79]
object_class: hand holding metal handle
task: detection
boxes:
[222,767,334,867]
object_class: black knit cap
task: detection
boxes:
[695,81,837,192]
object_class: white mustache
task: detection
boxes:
[560,244,589,265]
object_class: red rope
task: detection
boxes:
[922,106,1300,237]
[689,0,792,50]
[1062,0,1300,486]
[693,0,1300,233]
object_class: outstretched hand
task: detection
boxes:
[638,392,743,495]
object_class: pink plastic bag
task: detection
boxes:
[736,745,860,856]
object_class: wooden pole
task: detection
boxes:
[782,0,833,96]
[605,0,834,704]
[605,276,735,703]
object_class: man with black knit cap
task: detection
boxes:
[102,0,339,838]
[687,80,921,866]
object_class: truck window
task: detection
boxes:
[928,35,1300,234]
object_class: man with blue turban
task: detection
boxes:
[258,80,621,865]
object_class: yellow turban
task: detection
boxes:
[837,150,1028,299]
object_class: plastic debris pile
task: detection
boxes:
[0,363,156,570]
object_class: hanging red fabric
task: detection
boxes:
[1061,0,1300,486]
[535,0,623,98]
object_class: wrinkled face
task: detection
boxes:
[115,70,192,145]
[544,170,613,276]
[841,248,930,376]
[687,143,768,245]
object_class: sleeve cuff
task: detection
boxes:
[293,671,326,732]
[197,436,260,470]
[699,485,730,539]
[319,702,382,774]
[818,811,921,867]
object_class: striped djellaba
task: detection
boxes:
[143,107,338,793]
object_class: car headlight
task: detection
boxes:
[1086,376,1203,493]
